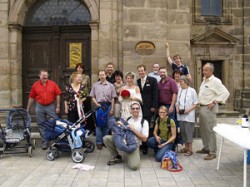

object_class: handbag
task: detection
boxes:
[161,150,183,172]
[161,158,182,172]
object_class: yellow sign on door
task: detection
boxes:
[69,43,82,68]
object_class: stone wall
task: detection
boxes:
[121,0,191,76]
[191,0,250,110]
[0,0,249,110]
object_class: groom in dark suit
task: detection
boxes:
[137,65,158,155]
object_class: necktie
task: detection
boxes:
[141,79,145,88]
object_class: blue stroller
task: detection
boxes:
[41,106,99,163]
[0,108,35,157]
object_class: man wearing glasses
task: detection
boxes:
[104,102,149,170]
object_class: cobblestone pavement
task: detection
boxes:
[0,118,249,187]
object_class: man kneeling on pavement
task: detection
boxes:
[103,102,149,170]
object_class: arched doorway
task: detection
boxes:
[22,0,91,115]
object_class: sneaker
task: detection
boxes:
[196,148,210,154]
[107,155,123,165]
[42,142,48,150]
[204,154,216,160]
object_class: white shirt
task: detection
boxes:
[148,72,161,83]
[127,117,149,145]
[199,75,230,105]
[176,87,199,123]
[141,76,147,88]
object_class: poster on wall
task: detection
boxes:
[70,43,82,68]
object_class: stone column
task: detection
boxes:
[9,24,23,107]
[0,1,11,107]
[89,22,99,82]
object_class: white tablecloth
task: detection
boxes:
[213,123,250,187]
[214,123,250,149]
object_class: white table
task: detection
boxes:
[213,124,250,187]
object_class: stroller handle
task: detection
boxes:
[72,106,101,127]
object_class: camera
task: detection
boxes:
[179,109,185,114]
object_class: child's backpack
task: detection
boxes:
[156,117,182,152]
[161,150,182,172]
[108,117,137,153]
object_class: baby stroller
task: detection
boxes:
[41,106,100,163]
[0,108,35,157]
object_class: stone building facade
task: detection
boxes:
[0,0,249,111]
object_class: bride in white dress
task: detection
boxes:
[119,72,142,119]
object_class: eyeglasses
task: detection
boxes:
[131,107,140,111]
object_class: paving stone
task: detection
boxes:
[0,118,249,187]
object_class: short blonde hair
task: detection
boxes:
[69,72,82,83]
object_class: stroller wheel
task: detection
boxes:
[71,148,85,163]
[83,140,95,153]
[46,150,57,161]
[51,148,59,158]
[32,139,36,149]
[28,146,32,157]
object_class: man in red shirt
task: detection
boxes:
[26,69,62,149]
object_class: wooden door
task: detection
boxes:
[201,60,223,81]
[22,26,91,117]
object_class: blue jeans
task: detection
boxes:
[147,137,173,162]
[95,105,111,145]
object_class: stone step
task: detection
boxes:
[217,110,240,117]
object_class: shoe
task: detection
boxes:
[178,148,187,153]
[107,155,123,165]
[142,149,148,155]
[184,151,193,156]
[42,142,48,150]
[204,154,216,160]
[96,144,102,150]
[196,148,210,154]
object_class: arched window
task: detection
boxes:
[24,0,91,26]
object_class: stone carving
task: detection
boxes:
[135,41,155,55]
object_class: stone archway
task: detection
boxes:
[9,0,99,24]
[7,0,99,107]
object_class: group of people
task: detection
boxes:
[26,45,230,170]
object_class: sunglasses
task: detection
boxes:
[131,107,140,111]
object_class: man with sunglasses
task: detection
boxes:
[104,102,149,170]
